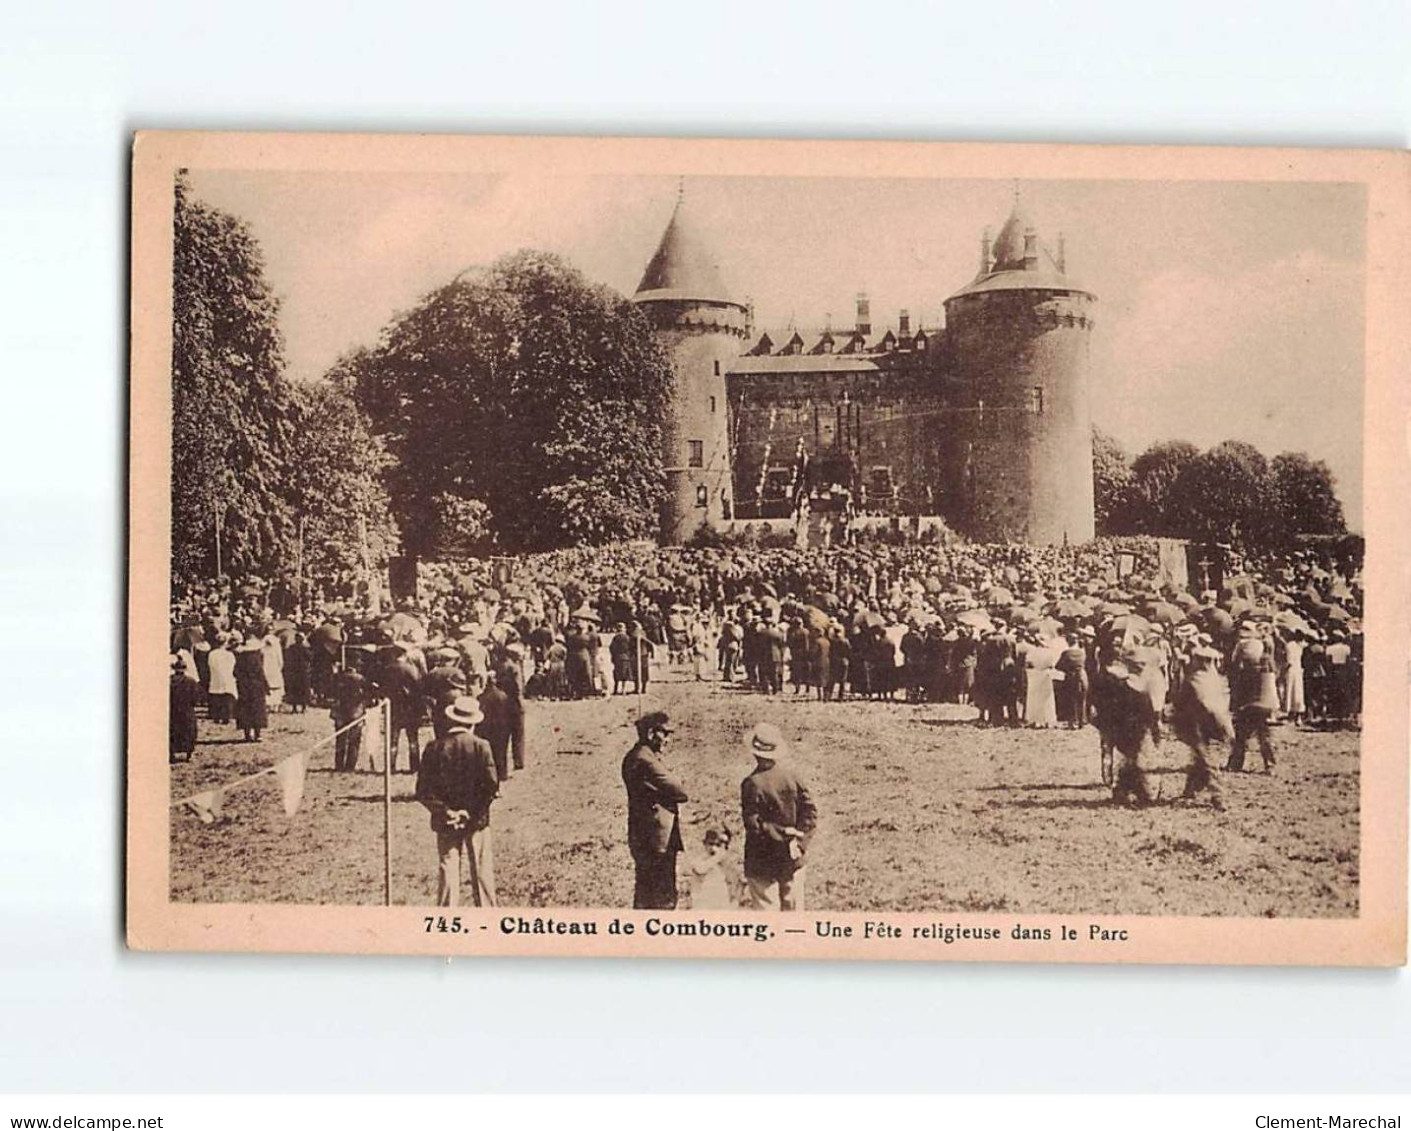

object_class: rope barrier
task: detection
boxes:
[171,704,381,811]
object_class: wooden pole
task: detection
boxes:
[213,502,223,579]
[383,697,392,907]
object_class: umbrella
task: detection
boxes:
[1008,605,1039,626]
[984,586,1015,606]
[1324,604,1351,623]
[1049,597,1091,620]
[1171,592,1202,610]
[1034,616,1064,638]
[924,576,944,594]
[1275,610,1315,636]
[1141,600,1185,627]
[170,625,206,651]
[1098,601,1131,617]
[1105,613,1153,640]
[800,605,833,631]
[310,622,343,656]
[854,610,886,629]
[1001,566,1020,586]
[480,587,501,604]
[1103,588,1130,602]
[386,611,427,644]
[1202,607,1235,635]
[955,608,993,630]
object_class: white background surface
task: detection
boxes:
[1,0,1408,1094]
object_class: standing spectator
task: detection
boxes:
[1226,623,1277,772]
[331,657,370,772]
[284,631,312,714]
[206,634,237,725]
[621,711,687,910]
[233,635,269,743]
[740,722,817,911]
[416,697,499,907]
[169,655,199,763]
[476,672,512,782]
[500,660,527,774]
[261,632,285,713]
[382,641,425,773]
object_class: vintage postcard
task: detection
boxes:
[128,132,1409,962]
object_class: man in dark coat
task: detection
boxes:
[476,673,513,782]
[417,696,499,906]
[169,655,199,763]
[331,656,371,772]
[233,635,269,742]
[380,643,425,773]
[621,711,688,910]
[740,722,817,911]
[283,632,313,713]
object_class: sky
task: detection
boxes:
[188,170,1366,526]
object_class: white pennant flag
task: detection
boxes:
[183,788,225,825]
[273,750,310,817]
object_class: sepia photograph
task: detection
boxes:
[126,133,1408,962]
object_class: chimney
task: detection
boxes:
[1056,233,1067,274]
[1022,228,1039,270]
[856,292,871,337]
[980,227,992,274]
[899,309,911,337]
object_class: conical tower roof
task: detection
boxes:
[989,198,1036,272]
[948,194,1092,301]
[634,187,735,306]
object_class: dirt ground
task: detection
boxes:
[170,664,1360,916]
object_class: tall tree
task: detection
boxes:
[1092,426,1134,535]
[1271,451,1346,537]
[1176,440,1276,546]
[1127,440,1201,536]
[350,250,673,555]
[285,372,400,596]
[170,172,296,588]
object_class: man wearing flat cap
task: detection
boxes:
[622,711,688,909]
[416,696,499,907]
[741,722,818,911]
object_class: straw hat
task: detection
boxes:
[746,722,790,760]
[444,696,484,728]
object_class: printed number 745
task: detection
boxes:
[425,916,464,933]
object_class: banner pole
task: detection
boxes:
[383,697,392,907]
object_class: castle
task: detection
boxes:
[632,187,1097,547]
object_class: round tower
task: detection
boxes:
[633,184,749,544]
[942,196,1096,544]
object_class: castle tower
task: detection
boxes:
[633,184,749,544]
[942,195,1096,544]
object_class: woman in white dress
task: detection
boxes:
[262,633,285,712]
[1281,632,1306,724]
[1022,631,1060,728]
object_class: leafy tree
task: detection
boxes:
[1127,440,1201,536]
[171,172,296,588]
[285,374,400,595]
[1092,426,1134,534]
[1176,440,1276,546]
[350,250,673,555]
[1271,452,1346,538]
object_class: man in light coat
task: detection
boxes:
[740,722,818,911]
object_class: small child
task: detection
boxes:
[685,827,733,910]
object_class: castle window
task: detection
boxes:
[695,485,708,508]
[1030,386,1044,415]
[687,440,704,468]
[714,360,721,376]
[710,395,717,414]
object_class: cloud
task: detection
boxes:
[1094,250,1363,525]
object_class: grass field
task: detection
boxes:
[170,664,1359,916]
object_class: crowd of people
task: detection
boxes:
[169,534,1364,901]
